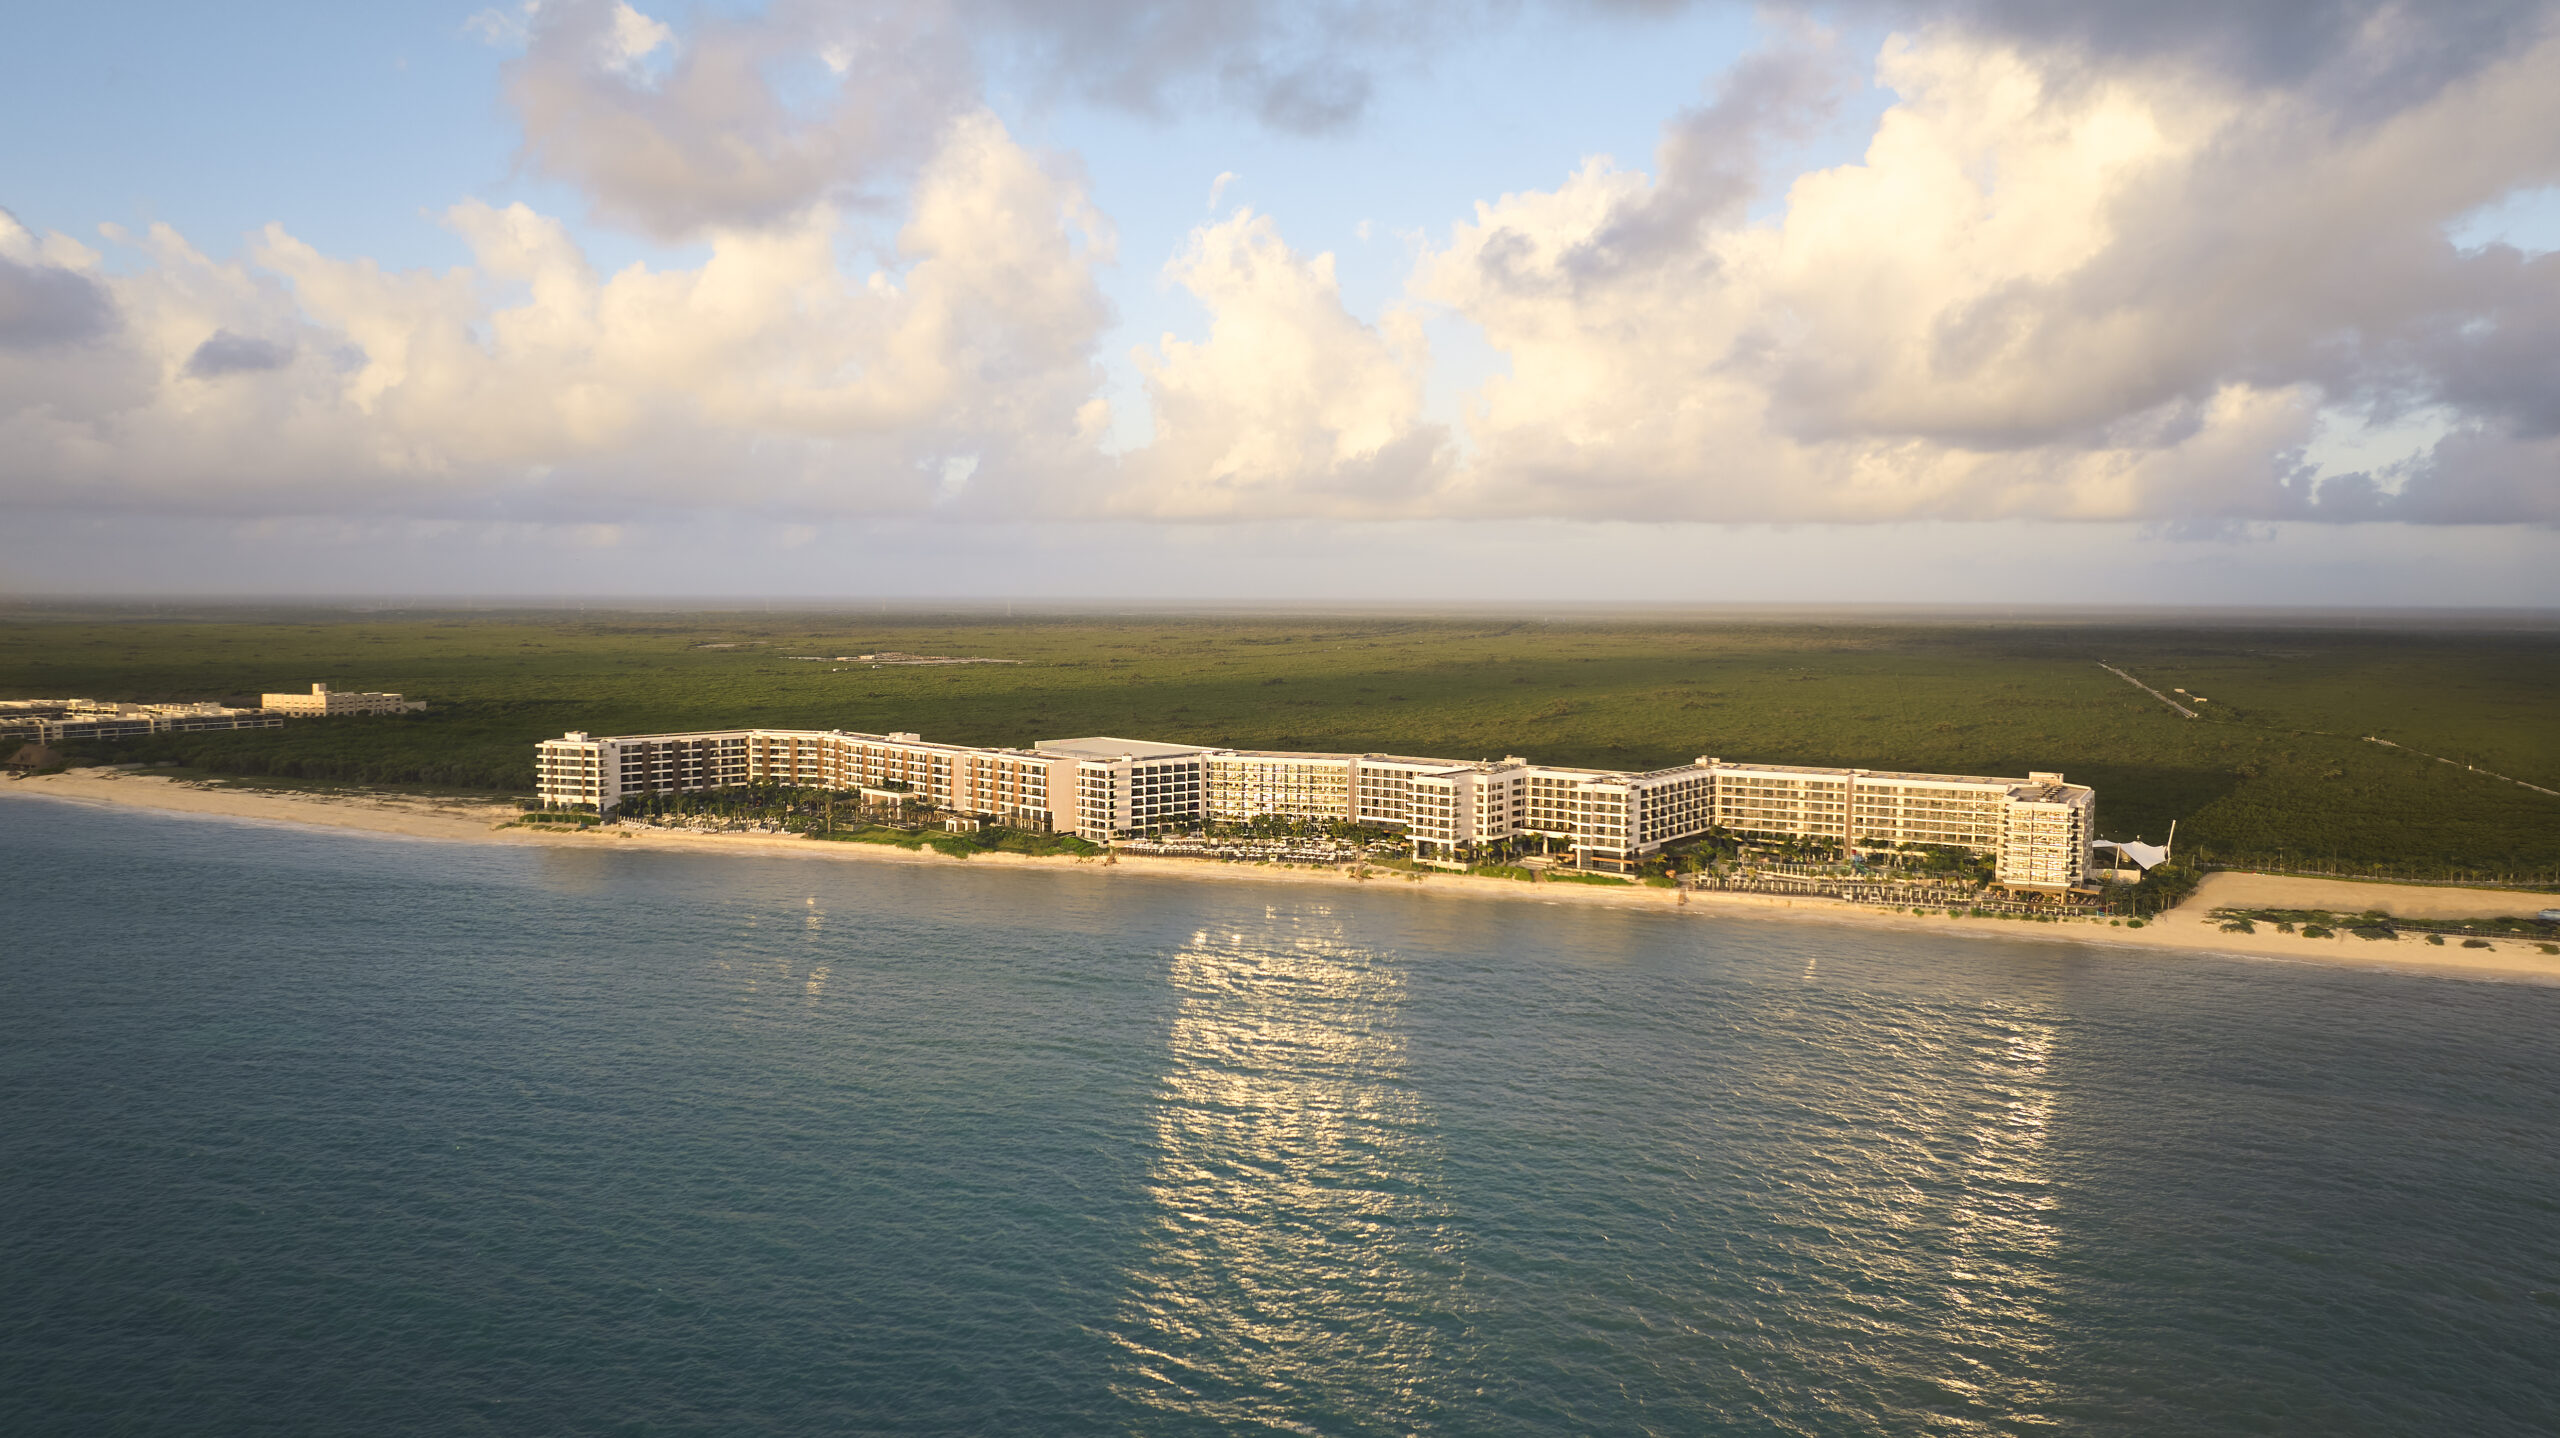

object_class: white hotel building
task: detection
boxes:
[537,727,2098,892]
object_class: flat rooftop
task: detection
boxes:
[1711,760,2047,788]
[1034,736,1212,761]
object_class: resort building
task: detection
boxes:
[2,698,283,744]
[533,725,2099,889]
[1701,760,2095,891]
[260,683,424,717]
[1403,759,1528,861]
[1204,750,1357,824]
[1032,737,1210,840]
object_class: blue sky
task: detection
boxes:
[3,1,2557,602]
[4,2,1890,449]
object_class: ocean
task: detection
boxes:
[3,796,2555,1436]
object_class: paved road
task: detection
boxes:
[2098,662,2197,718]
[2364,735,2560,798]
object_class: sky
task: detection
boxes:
[3,0,2558,604]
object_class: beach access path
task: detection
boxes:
[9,767,2557,985]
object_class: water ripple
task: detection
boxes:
[2,800,2556,1436]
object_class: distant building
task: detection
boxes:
[535,724,2099,889]
[260,683,424,717]
[1,698,282,744]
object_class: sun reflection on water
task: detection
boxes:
[1110,919,1457,1430]
[1932,1008,2064,1419]
[1716,942,2085,1429]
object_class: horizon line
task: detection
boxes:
[3,596,2557,630]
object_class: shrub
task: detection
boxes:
[2461,938,2491,949]
[2219,918,2256,934]
[819,826,928,850]
[2350,925,2395,941]
[2126,919,2145,929]
[2301,924,2333,938]
[2426,933,2445,946]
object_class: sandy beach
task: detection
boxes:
[10,766,2558,984]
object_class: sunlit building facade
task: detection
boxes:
[1700,759,2095,891]
[1203,750,1356,823]
[260,683,423,716]
[4,699,284,744]
[534,726,2096,886]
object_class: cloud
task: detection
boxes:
[1118,209,1446,516]
[601,0,673,70]
[495,0,1512,239]
[1528,23,1845,290]
[0,232,118,351]
[0,113,1111,518]
[9,10,2560,532]
[1411,21,2560,524]
[973,0,1487,133]
[1865,0,2553,119]
[183,330,295,378]
[502,0,978,240]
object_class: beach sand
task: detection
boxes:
[11,766,2558,984]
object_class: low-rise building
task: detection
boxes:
[3,698,284,744]
[260,683,424,717]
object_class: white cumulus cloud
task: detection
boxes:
[0,115,1110,520]
[1412,22,2560,524]
[7,10,2560,531]
[1115,209,1445,517]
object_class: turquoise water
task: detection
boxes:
[3,798,2556,1436]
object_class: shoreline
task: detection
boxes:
[10,767,2559,985]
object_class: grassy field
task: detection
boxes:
[5,606,2555,881]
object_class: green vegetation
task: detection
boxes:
[2120,859,2207,917]
[810,825,1100,859]
[606,783,1105,858]
[5,605,2555,881]
[2211,907,2558,941]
